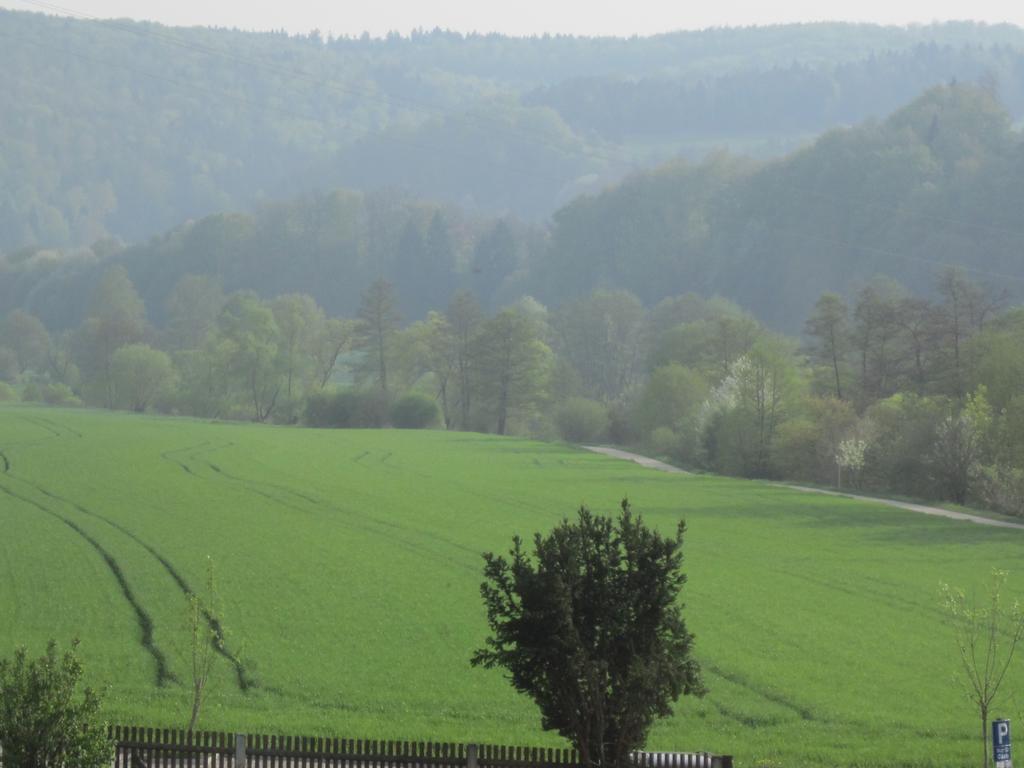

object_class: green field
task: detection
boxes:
[2,405,1023,767]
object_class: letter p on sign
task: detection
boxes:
[993,719,1012,767]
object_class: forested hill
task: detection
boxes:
[537,84,1024,330]
[3,84,1023,333]
[0,190,540,332]
[4,9,1024,252]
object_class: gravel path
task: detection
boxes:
[779,484,1024,530]
[582,445,1024,531]
[583,446,690,474]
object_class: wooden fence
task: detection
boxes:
[105,727,732,768]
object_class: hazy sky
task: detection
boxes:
[2,0,1023,37]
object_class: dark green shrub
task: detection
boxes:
[304,389,388,428]
[606,400,639,445]
[0,640,113,768]
[0,347,17,383]
[21,380,81,407]
[977,464,1024,516]
[391,393,439,429]
[554,397,609,443]
[473,500,705,767]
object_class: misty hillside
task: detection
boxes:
[4,84,1023,333]
[539,84,1024,329]
[4,9,1024,251]
[0,190,539,332]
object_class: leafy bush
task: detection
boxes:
[977,464,1024,517]
[634,364,707,436]
[391,393,439,429]
[304,389,388,428]
[554,397,609,443]
[0,380,17,401]
[861,394,944,500]
[771,418,821,482]
[606,400,639,445]
[21,380,81,407]
[110,343,177,412]
[0,347,18,382]
[648,426,679,458]
[0,640,113,768]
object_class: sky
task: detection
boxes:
[1,0,1023,37]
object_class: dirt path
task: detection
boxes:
[582,445,1024,531]
[779,485,1024,530]
[583,446,690,474]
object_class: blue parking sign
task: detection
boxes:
[993,719,1011,766]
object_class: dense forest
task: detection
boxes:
[4,83,1022,334]
[539,84,1024,328]
[4,9,1024,249]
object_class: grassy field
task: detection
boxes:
[2,404,1024,767]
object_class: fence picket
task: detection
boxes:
[170,729,179,768]
[104,725,727,768]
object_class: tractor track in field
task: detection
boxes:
[8,471,257,692]
[705,663,818,722]
[162,442,482,572]
[7,430,256,691]
[767,564,946,621]
[162,443,313,513]
[707,699,788,729]
[0,481,177,686]
[27,414,83,438]
[160,442,209,475]
[0,414,71,457]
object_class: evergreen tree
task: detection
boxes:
[473,500,705,768]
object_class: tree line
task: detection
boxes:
[0,190,535,333]
[5,84,1023,339]
[526,41,1024,143]
[0,268,551,435]
[3,261,1024,516]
